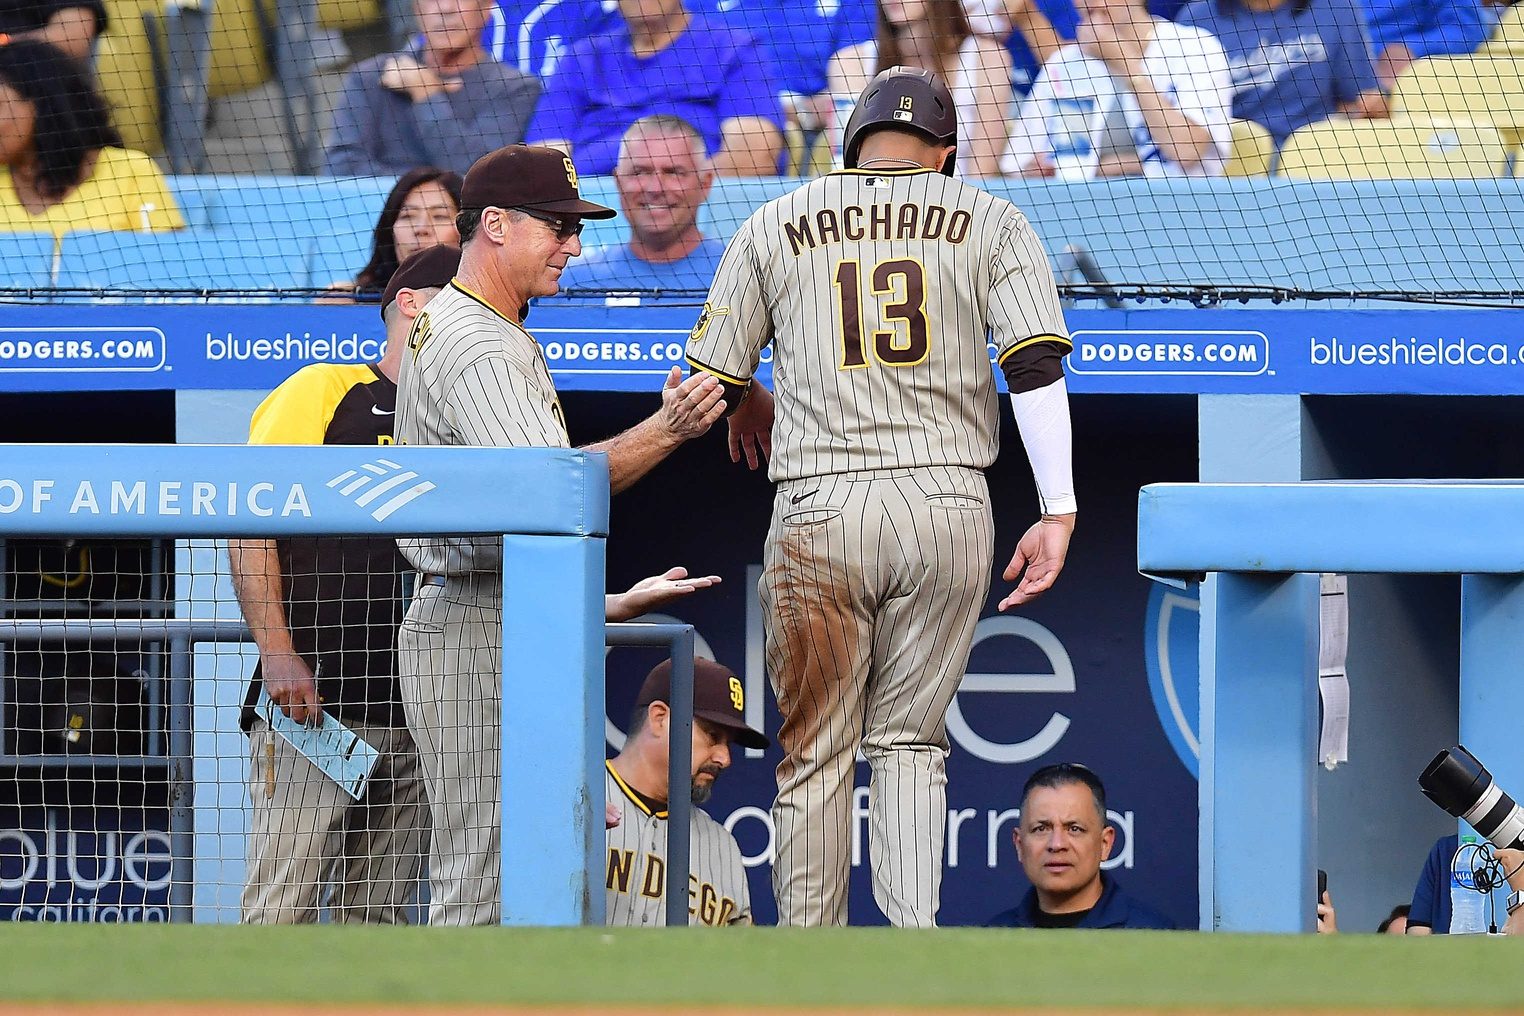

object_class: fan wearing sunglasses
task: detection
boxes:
[392,143,730,927]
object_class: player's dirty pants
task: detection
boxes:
[242,720,426,924]
[762,466,994,927]
[398,573,504,927]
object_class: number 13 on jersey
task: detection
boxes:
[834,258,931,370]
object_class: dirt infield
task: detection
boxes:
[6,1007,1524,1016]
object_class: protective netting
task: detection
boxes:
[0,0,1522,305]
[0,533,466,924]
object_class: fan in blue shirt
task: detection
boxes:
[1406,833,1458,934]
[1361,0,1489,89]
[525,0,785,175]
[985,763,1177,931]
[1177,0,1386,146]
[695,0,875,124]
[481,0,620,78]
[554,115,726,300]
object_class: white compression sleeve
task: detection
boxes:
[1009,377,1076,516]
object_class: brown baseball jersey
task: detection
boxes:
[604,763,752,927]
[394,280,569,575]
[685,168,1069,482]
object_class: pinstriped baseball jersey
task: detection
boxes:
[604,762,752,927]
[685,168,1069,482]
[394,280,569,575]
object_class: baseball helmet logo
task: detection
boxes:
[842,66,958,176]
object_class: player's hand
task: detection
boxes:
[379,55,456,102]
[659,366,726,443]
[728,383,774,470]
[606,802,623,829]
[999,513,1074,611]
[264,652,322,725]
[1317,890,1338,934]
[606,567,722,622]
[1076,4,1147,76]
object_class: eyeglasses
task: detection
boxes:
[514,207,584,242]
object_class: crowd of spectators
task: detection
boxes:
[0,0,1513,247]
[304,0,1506,184]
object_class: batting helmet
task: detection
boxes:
[841,66,958,176]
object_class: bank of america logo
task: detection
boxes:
[327,458,436,521]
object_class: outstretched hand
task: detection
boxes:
[999,514,1075,611]
[658,366,726,444]
[606,567,723,622]
[728,383,774,470]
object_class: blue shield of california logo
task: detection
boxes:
[1144,582,1200,779]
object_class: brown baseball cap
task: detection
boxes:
[460,144,616,219]
[380,243,460,320]
[636,658,769,750]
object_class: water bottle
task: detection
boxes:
[1450,833,1487,934]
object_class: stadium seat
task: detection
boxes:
[1275,118,1508,179]
[208,0,274,101]
[95,0,164,155]
[317,0,381,31]
[56,231,309,290]
[0,234,58,289]
[1224,119,1274,178]
[1485,3,1524,53]
[1391,54,1524,151]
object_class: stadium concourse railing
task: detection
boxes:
[0,444,698,926]
[1139,480,1524,933]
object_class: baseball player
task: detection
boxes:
[230,244,460,923]
[393,144,729,927]
[685,67,1078,927]
[605,657,768,926]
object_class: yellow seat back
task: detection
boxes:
[317,0,381,31]
[1276,117,1507,179]
[1485,3,1524,53]
[1391,54,1524,149]
[96,0,163,154]
[208,0,274,100]
[1224,119,1274,178]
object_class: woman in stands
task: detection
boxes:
[350,167,462,292]
[830,0,1016,177]
[0,38,182,235]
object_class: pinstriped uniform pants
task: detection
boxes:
[761,466,994,927]
[241,720,426,924]
[397,574,503,927]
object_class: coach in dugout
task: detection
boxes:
[985,763,1175,929]
[230,245,460,924]
[605,657,768,926]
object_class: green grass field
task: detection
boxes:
[1,926,1522,1012]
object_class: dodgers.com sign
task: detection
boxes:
[1,304,1522,396]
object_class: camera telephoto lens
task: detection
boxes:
[1419,745,1524,851]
